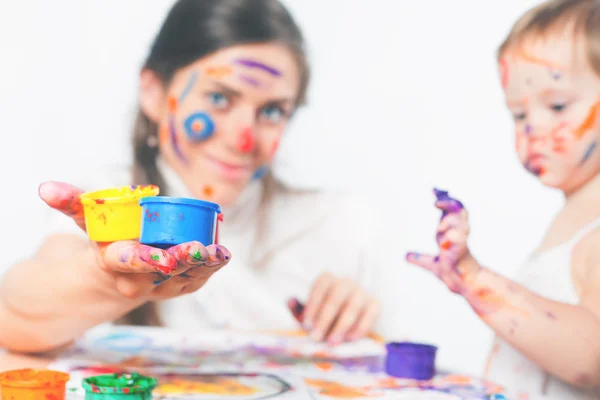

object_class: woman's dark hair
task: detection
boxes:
[121,0,310,326]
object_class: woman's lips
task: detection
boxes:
[202,153,252,181]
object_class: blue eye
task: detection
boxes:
[551,102,567,113]
[513,112,526,121]
[260,105,285,123]
[208,92,229,109]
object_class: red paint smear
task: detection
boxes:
[145,209,159,222]
[441,240,452,250]
[123,388,130,394]
[499,58,509,88]
[271,139,280,158]
[238,128,255,153]
[574,101,600,139]
[215,213,223,244]
[167,96,178,113]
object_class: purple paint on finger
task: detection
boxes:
[525,124,533,135]
[433,188,464,216]
[546,311,557,320]
[233,59,282,77]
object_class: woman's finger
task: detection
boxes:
[326,289,368,345]
[204,244,231,268]
[167,241,209,269]
[347,299,381,341]
[101,241,177,275]
[311,279,355,342]
[303,273,336,331]
[38,181,86,231]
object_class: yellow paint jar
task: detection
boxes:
[80,185,160,242]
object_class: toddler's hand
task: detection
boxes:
[406,188,480,294]
[38,181,230,301]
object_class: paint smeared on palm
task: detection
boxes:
[406,188,479,294]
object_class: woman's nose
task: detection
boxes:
[222,106,257,153]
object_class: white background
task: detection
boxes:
[0,0,562,376]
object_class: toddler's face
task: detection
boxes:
[502,32,600,194]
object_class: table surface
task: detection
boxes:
[0,328,505,400]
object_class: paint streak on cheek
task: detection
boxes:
[579,140,597,165]
[499,59,509,88]
[167,96,187,163]
[574,101,600,139]
[270,139,280,159]
[184,112,215,142]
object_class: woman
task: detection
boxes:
[0,0,381,354]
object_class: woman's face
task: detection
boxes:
[141,43,301,206]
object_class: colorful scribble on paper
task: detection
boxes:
[49,327,504,400]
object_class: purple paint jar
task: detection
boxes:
[385,342,437,380]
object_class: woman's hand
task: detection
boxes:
[406,188,480,294]
[38,181,231,302]
[288,273,380,345]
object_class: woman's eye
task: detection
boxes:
[513,112,526,121]
[260,105,286,123]
[208,92,229,109]
[550,102,567,113]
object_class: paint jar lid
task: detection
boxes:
[80,185,159,205]
[0,369,70,388]
[139,196,221,213]
[82,373,157,395]
[385,342,437,380]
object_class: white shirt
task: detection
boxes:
[43,158,382,332]
[485,219,600,400]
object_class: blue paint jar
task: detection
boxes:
[139,197,222,248]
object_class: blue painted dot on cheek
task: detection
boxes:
[252,166,269,180]
[184,112,215,142]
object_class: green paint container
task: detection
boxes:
[82,373,157,400]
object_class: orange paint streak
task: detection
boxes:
[304,379,376,399]
[468,287,530,320]
[441,240,452,250]
[514,48,564,70]
[442,375,473,385]
[203,186,214,197]
[315,362,334,371]
[159,125,169,145]
[192,120,204,133]
[206,66,233,78]
[574,101,600,139]
[483,342,501,378]
[167,96,178,113]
